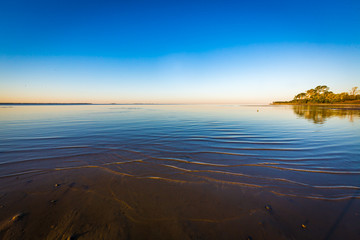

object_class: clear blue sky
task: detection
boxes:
[0,0,359,103]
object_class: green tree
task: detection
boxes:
[288,86,359,104]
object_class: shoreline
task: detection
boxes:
[1,104,359,239]
[271,102,360,107]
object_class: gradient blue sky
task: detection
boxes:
[0,0,359,103]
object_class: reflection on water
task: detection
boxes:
[292,105,360,124]
[0,104,359,239]
[1,104,359,200]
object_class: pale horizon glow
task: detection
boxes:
[1,44,359,104]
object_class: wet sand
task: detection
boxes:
[1,165,359,240]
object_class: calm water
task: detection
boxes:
[1,104,359,201]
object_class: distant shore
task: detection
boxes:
[273,86,360,106]
[271,101,360,106]
[0,103,93,105]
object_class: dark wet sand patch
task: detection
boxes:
[0,167,360,240]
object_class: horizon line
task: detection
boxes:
[0,102,272,105]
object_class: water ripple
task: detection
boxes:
[1,105,359,201]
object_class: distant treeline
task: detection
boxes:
[274,86,360,104]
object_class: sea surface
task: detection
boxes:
[0,104,360,239]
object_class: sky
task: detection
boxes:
[0,0,359,104]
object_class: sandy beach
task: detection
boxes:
[1,164,359,240]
